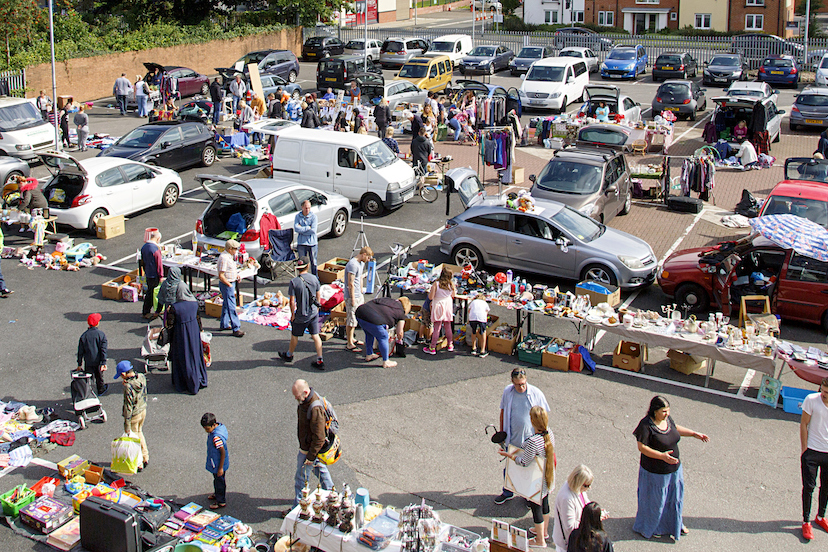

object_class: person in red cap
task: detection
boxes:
[15,176,48,214]
[76,313,109,395]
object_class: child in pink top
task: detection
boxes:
[733,120,748,142]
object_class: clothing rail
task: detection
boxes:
[476,126,514,198]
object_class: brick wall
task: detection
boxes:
[729,0,787,36]
[590,1,619,26]
[25,27,302,102]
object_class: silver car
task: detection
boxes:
[578,84,641,123]
[0,156,31,187]
[379,37,429,68]
[440,168,657,289]
[559,47,599,74]
[790,87,828,130]
[344,39,382,61]
[359,77,428,110]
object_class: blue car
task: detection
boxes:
[600,45,648,80]
[758,55,800,88]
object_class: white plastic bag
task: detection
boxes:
[111,432,141,474]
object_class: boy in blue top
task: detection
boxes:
[202,412,229,510]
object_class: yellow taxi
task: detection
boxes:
[396,55,453,93]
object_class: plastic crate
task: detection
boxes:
[1,485,36,517]
[517,334,551,366]
[780,386,813,415]
[437,525,481,552]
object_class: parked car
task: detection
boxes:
[260,74,302,100]
[0,97,55,160]
[575,124,635,152]
[379,37,430,68]
[396,55,453,92]
[528,147,632,223]
[730,33,803,69]
[39,152,182,232]
[658,236,828,331]
[316,54,382,91]
[652,81,707,121]
[758,55,800,88]
[702,54,750,86]
[509,46,553,76]
[652,52,698,82]
[231,50,300,83]
[424,34,473,67]
[242,118,300,137]
[558,47,599,74]
[725,81,778,105]
[577,84,642,124]
[143,63,209,97]
[194,175,352,261]
[473,0,502,10]
[553,27,614,52]
[0,156,30,187]
[447,79,522,120]
[302,36,345,61]
[710,94,784,144]
[97,121,217,171]
[790,87,828,131]
[360,77,428,110]
[757,158,828,227]
[441,167,656,288]
[600,45,647,80]
[816,53,828,86]
[519,57,589,113]
[458,45,514,75]
[344,39,382,60]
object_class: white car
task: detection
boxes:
[816,53,828,86]
[474,0,501,10]
[344,39,383,61]
[558,47,599,74]
[40,152,182,232]
[725,81,779,106]
[194,175,352,261]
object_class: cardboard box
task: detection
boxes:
[204,298,238,318]
[95,214,125,240]
[512,167,524,185]
[329,302,346,325]
[318,257,349,284]
[487,324,520,356]
[541,351,570,371]
[101,269,140,300]
[57,455,89,479]
[576,280,621,308]
[404,304,423,332]
[612,341,646,372]
[667,349,707,375]
[84,465,104,485]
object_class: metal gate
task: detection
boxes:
[0,69,26,97]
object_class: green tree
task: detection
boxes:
[500,0,520,16]
[0,0,43,66]
[796,0,824,38]
[263,0,344,26]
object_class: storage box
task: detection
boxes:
[329,302,346,325]
[204,298,239,318]
[20,496,74,533]
[101,269,140,301]
[517,334,551,365]
[404,304,423,332]
[487,324,520,356]
[241,156,259,166]
[84,465,104,485]
[318,262,346,284]
[667,349,707,375]
[1,485,36,516]
[30,477,60,498]
[780,386,814,415]
[576,280,621,308]
[95,214,125,240]
[542,350,570,371]
[612,341,646,372]
[72,484,116,514]
[57,455,89,479]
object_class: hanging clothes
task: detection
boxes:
[680,156,715,201]
[751,131,770,155]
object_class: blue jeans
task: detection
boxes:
[232,95,242,114]
[358,319,390,361]
[448,118,462,141]
[294,451,333,507]
[136,96,147,117]
[212,105,221,125]
[0,257,6,290]
[219,282,240,332]
[297,244,318,276]
[116,94,127,115]
[212,472,227,504]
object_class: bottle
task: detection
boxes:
[191,230,198,255]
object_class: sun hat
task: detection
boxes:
[87,313,102,326]
[225,239,240,250]
[114,360,134,380]
[17,405,42,424]
[296,256,310,270]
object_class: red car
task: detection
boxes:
[658,237,828,331]
[758,157,828,228]
[143,62,210,98]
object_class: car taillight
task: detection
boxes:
[240,229,259,242]
[397,51,405,55]
[759,66,766,73]
[679,64,684,70]
[683,98,691,104]
[246,90,251,101]
[656,97,662,102]
[445,220,458,230]
[71,195,91,207]
[316,67,319,79]
[196,219,203,234]
[791,67,798,74]
[792,105,800,113]
[343,68,347,80]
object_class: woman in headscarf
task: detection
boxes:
[163,268,207,395]
[157,266,195,309]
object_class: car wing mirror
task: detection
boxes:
[777,109,786,115]
[528,174,536,183]
[161,141,170,149]
[555,237,570,252]
[567,76,575,84]
[605,184,617,194]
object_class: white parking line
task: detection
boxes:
[375,225,446,271]
[738,369,756,397]
[105,231,194,267]
[360,221,438,236]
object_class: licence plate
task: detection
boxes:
[770,70,784,75]
[713,78,726,82]
[610,74,622,79]
[665,107,679,111]
[662,66,674,70]
[307,53,316,57]
[326,77,337,81]
[529,100,544,105]
[402,189,414,201]
[806,119,823,124]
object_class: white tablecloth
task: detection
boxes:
[280,503,402,552]
[162,255,257,280]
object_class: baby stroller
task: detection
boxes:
[141,321,170,371]
[70,371,107,429]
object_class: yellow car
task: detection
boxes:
[396,55,453,93]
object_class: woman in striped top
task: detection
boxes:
[499,405,555,548]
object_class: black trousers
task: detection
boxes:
[143,277,161,315]
[84,363,105,394]
[802,448,828,522]
[213,472,227,504]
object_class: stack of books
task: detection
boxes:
[45,518,80,551]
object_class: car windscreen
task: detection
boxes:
[558,50,583,59]
[821,58,828,69]
[526,66,565,82]
[382,41,404,52]
[763,195,828,227]
[0,102,45,132]
[518,48,544,59]
[656,55,682,64]
[579,128,627,146]
[398,64,429,79]
[361,140,396,169]
[710,56,740,66]
[345,41,364,49]
[430,42,454,52]
[469,47,495,57]
[763,58,793,68]
[318,60,343,73]
[305,37,324,46]
[534,160,603,195]
[797,94,828,107]
[728,89,762,98]
[608,49,635,60]
[785,159,828,182]
[658,83,691,97]
[116,127,165,148]
[550,206,603,242]
[239,52,269,65]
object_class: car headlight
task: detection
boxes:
[549,92,561,99]
[703,69,711,75]
[618,255,646,270]
[601,63,608,70]
[479,61,489,65]
[387,181,400,191]
[578,203,596,216]
[518,89,526,97]
[15,144,32,151]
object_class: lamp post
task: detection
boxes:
[804,0,811,71]
[48,0,59,151]
[356,1,368,71]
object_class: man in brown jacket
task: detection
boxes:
[292,379,333,507]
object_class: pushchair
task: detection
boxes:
[70,371,107,429]
[141,321,170,371]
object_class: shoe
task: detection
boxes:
[423,347,436,355]
[815,517,828,532]
[479,351,489,358]
[493,492,514,505]
[471,349,478,356]
[0,289,12,297]
[137,465,143,473]
[209,502,226,510]
[447,344,454,352]
[803,522,814,540]
[279,352,294,362]
[680,525,689,535]
[218,326,231,331]
[143,461,149,469]
[142,313,153,319]
[232,330,245,338]
[312,360,326,371]
[97,384,109,396]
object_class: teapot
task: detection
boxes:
[684,315,699,334]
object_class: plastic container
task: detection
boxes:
[1,485,36,516]
[437,525,481,552]
[780,386,813,415]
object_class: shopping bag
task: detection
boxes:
[111,432,142,474]
[435,123,448,142]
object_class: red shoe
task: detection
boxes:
[815,517,828,532]
[803,522,814,540]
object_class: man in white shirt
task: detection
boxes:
[229,74,247,114]
[113,73,134,116]
[217,239,244,338]
[344,247,372,352]
[801,376,828,540]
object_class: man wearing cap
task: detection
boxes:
[217,240,245,338]
[294,200,318,276]
[115,361,149,472]
[344,246,372,352]
[280,257,325,370]
[495,368,549,504]
[77,314,108,395]
[140,230,164,320]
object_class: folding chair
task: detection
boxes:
[265,228,297,280]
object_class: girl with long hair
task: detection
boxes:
[568,502,613,552]
[423,268,456,355]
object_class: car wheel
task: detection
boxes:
[3,170,23,187]
[681,70,686,80]
[331,209,348,237]
[288,70,297,83]
[452,244,482,270]
[620,189,632,215]
[87,208,108,234]
[360,193,384,216]
[675,283,709,315]
[773,130,780,143]
[581,264,617,287]
[822,310,828,334]
[201,145,216,167]
[689,109,697,121]
[557,96,567,114]
[161,184,179,208]
[292,89,301,100]
[488,63,495,75]
[200,83,209,96]
[790,122,798,131]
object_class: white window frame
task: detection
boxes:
[745,14,764,30]
[598,10,614,26]
[545,10,558,23]
[694,13,711,29]
[635,0,660,4]
[746,0,764,5]
[574,10,585,22]
[670,12,677,20]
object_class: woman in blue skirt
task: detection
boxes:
[633,395,709,541]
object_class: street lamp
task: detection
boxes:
[48,0,59,152]
[356,1,368,72]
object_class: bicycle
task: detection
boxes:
[379,242,411,298]
[413,162,439,203]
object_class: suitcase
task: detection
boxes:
[667,195,703,214]
[80,495,140,552]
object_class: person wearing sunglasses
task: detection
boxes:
[552,465,596,552]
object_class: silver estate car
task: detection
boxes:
[440,168,657,288]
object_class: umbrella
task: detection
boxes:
[748,214,828,262]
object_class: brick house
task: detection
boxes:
[727,0,795,37]
[614,0,680,33]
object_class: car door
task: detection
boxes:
[585,49,597,72]
[600,159,619,217]
[179,69,200,97]
[292,188,332,236]
[636,47,646,74]
[147,126,183,168]
[334,146,368,200]
[119,162,156,212]
[776,252,828,324]
[623,97,641,122]
[507,213,574,277]
[95,166,133,215]
[267,191,299,231]
[463,213,510,266]
[765,100,782,142]
[692,81,705,108]
[180,124,206,168]
[332,38,345,56]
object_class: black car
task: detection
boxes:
[652,52,698,82]
[302,36,345,61]
[316,54,382,91]
[702,53,750,86]
[231,49,300,83]
[97,121,217,171]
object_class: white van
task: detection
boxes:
[425,35,473,68]
[519,57,590,113]
[0,97,56,161]
[270,127,417,216]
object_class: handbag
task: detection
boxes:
[157,326,170,347]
